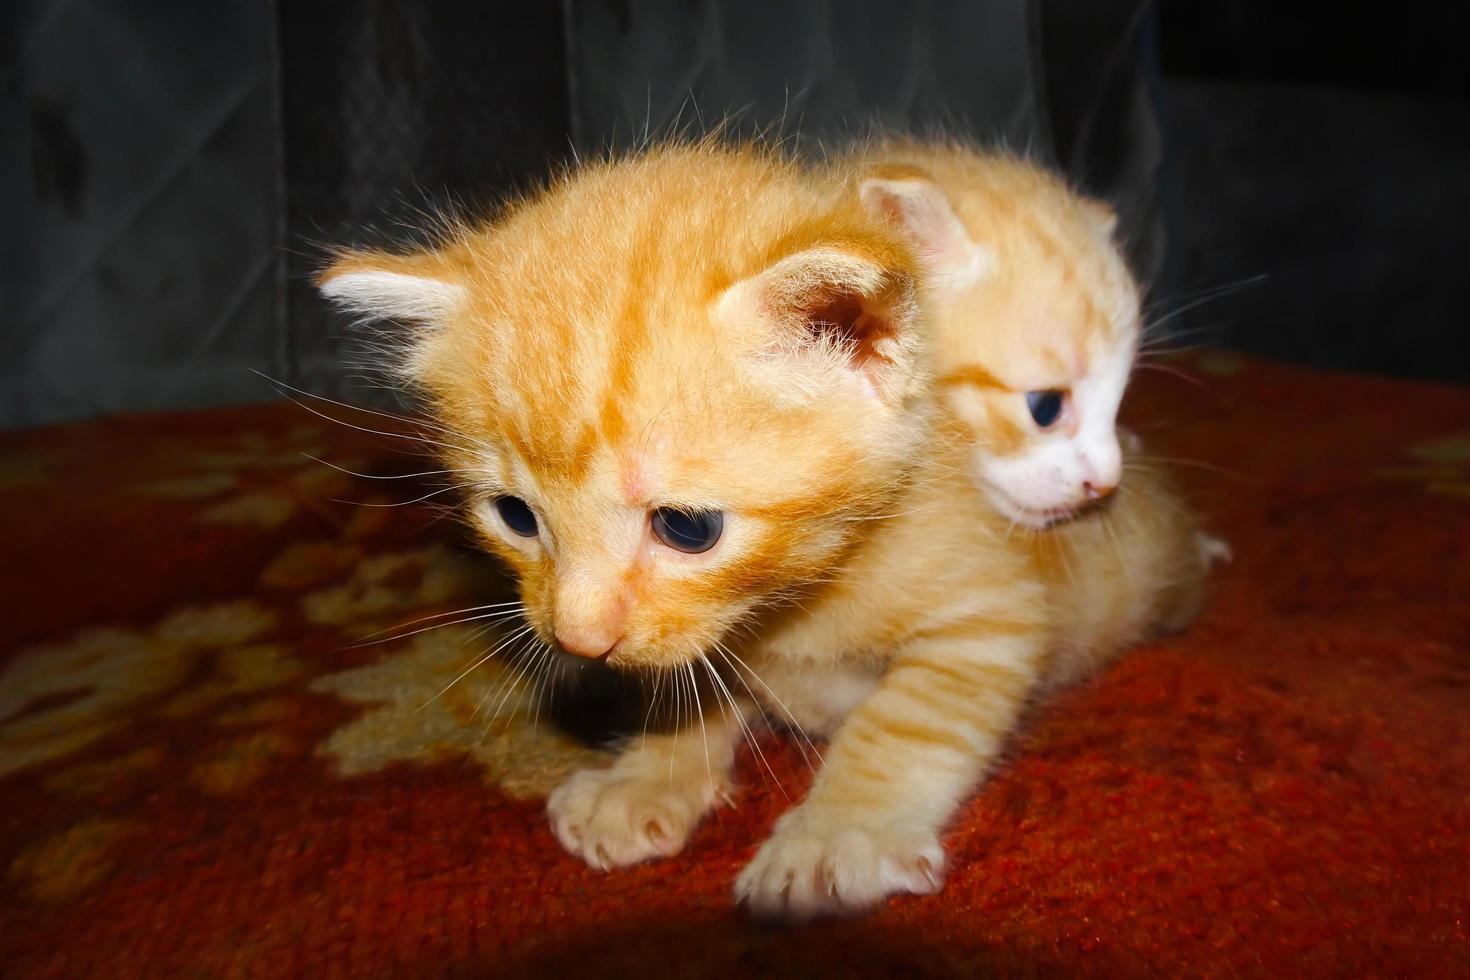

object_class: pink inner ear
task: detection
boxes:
[802,288,896,375]
[861,178,971,267]
[869,192,912,231]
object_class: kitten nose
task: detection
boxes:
[554,626,619,661]
[1080,438,1122,500]
[553,575,629,660]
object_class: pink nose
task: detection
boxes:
[1083,481,1116,501]
[554,627,619,661]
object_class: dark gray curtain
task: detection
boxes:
[3,0,1163,429]
[4,1,281,429]
[564,0,1047,152]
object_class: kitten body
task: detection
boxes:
[318,141,1212,921]
[849,141,1217,685]
[853,141,1138,527]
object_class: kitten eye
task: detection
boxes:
[494,495,538,537]
[1025,390,1066,428]
[651,507,723,554]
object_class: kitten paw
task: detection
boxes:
[547,765,724,870]
[734,810,944,920]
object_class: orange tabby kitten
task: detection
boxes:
[850,140,1222,688]
[317,141,1213,921]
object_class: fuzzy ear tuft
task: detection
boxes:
[717,243,920,401]
[859,174,981,274]
[317,254,466,326]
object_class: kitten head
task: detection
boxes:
[320,144,928,670]
[859,155,1138,528]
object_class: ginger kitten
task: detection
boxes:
[854,141,1137,527]
[318,141,1213,921]
[851,140,1220,686]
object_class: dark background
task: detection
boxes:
[1157,2,1470,382]
[6,0,1468,430]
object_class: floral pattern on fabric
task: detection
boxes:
[0,366,1465,978]
[1377,432,1470,500]
[0,602,277,777]
[312,625,609,800]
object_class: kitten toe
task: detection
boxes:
[547,765,721,869]
[735,811,945,921]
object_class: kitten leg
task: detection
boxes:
[746,656,882,738]
[548,696,752,870]
[735,619,1045,920]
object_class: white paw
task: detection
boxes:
[733,809,944,921]
[547,765,723,870]
[1196,532,1233,567]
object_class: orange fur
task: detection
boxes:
[322,142,933,673]
[846,140,1217,685]
[317,139,1216,922]
[851,141,1139,501]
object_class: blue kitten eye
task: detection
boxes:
[1025,390,1066,428]
[495,495,538,537]
[651,507,723,554]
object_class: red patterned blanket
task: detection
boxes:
[2,353,1466,977]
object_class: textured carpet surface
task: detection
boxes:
[1,354,1467,978]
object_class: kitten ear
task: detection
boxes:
[717,241,920,401]
[859,174,983,274]
[317,251,466,326]
[1078,197,1118,239]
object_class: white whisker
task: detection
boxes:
[688,661,713,797]
[251,369,444,430]
[700,655,785,799]
[419,622,536,711]
[528,642,557,733]
[1125,455,1245,480]
[715,642,822,770]
[669,665,685,787]
[333,483,478,508]
[301,452,454,482]
[642,665,665,751]
[352,603,525,649]
[483,636,543,734]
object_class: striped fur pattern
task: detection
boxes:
[842,141,1220,686]
[317,140,1214,921]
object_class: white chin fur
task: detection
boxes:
[979,481,1079,529]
